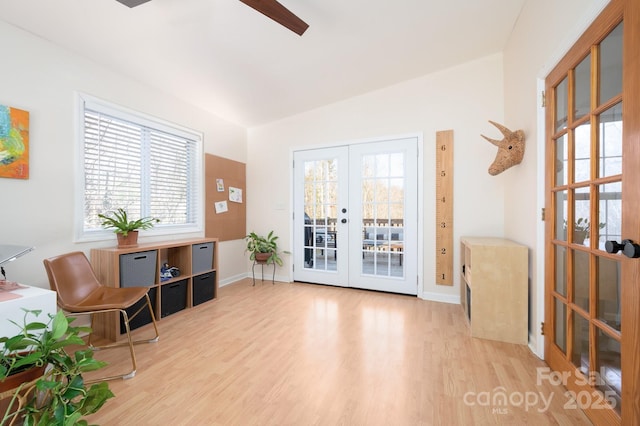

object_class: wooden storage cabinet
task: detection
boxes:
[460,237,528,344]
[90,238,218,342]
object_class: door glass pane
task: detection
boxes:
[574,54,591,120]
[555,298,566,352]
[361,152,405,278]
[573,250,590,312]
[598,256,621,332]
[555,245,567,296]
[574,122,591,183]
[555,77,568,131]
[599,102,623,178]
[376,154,390,177]
[598,182,621,250]
[555,190,568,241]
[390,178,404,203]
[303,159,338,271]
[375,179,389,204]
[572,313,590,375]
[573,187,591,245]
[599,22,623,105]
[373,252,390,275]
[555,134,568,186]
[376,203,390,222]
[389,152,404,176]
[362,155,375,178]
[596,328,621,413]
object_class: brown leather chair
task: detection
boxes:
[43,251,159,381]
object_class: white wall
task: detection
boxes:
[0,20,248,288]
[502,0,609,355]
[247,53,507,300]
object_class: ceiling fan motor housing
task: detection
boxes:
[116,0,152,8]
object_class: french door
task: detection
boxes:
[293,137,418,295]
[544,0,640,424]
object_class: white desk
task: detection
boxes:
[0,284,57,339]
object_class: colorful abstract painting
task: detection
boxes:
[0,105,29,179]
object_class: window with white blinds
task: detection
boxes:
[76,94,203,240]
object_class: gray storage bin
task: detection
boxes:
[192,242,214,273]
[119,250,157,287]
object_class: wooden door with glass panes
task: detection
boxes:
[544,0,640,424]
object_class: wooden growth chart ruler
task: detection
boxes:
[435,130,453,286]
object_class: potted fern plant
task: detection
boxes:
[98,208,160,247]
[1,309,114,425]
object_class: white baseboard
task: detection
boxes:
[421,291,460,304]
[219,273,249,287]
[528,332,544,360]
[226,272,291,287]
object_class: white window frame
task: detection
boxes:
[74,93,204,242]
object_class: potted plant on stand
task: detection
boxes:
[1,309,113,425]
[245,231,289,285]
[245,231,287,266]
[98,208,160,248]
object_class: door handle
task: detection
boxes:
[341,218,347,224]
[605,239,640,258]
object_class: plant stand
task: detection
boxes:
[252,260,275,286]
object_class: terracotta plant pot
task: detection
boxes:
[573,230,587,245]
[0,364,47,423]
[254,252,271,264]
[117,231,139,248]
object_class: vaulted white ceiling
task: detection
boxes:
[0,0,525,127]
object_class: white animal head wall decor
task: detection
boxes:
[481,121,526,176]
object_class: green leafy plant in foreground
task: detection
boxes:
[1,310,114,426]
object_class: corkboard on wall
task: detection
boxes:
[205,154,246,241]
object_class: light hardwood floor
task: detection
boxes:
[85,279,591,425]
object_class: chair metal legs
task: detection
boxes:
[74,294,159,382]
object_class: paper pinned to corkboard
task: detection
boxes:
[214,200,228,214]
[229,187,242,203]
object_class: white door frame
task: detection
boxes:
[287,133,424,297]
